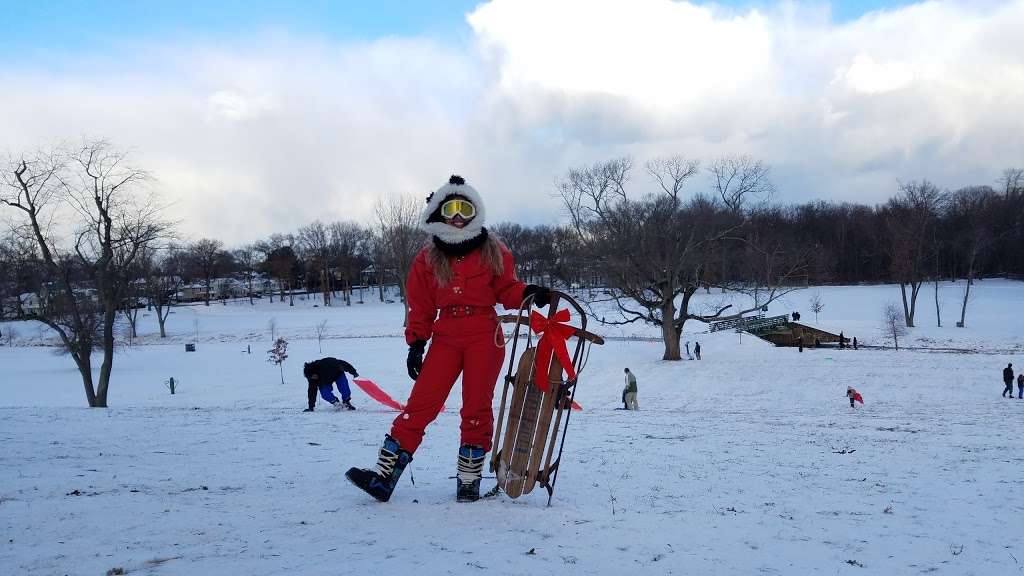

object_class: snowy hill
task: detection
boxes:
[1,281,1022,574]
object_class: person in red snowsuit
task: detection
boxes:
[846,386,864,408]
[346,175,550,503]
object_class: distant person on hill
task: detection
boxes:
[792,311,801,321]
[685,341,693,360]
[852,337,858,350]
[846,386,863,408]
[303,357,359,411]
[694,341,702,360]
[1003,363,1015,399]
[623,368,639,410]
[1018,373,1023,400]
[839,331,845,349]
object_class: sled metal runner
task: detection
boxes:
[488,291,604,505]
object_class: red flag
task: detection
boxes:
[352,378,405,411]
[529,309,578,392]
[854,392,864,404]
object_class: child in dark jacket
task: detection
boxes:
[303,357,359,411]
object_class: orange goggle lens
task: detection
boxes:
[441,199,476,219]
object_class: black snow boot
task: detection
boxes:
[342,399,356,410]
[345,435,412,502]
[456,444,486,502]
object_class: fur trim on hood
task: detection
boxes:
[420,175,487,244]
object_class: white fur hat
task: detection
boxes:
[420,175,487,244]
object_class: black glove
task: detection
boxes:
[523,284,552,308]
[407,340,426,380]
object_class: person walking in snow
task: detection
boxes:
[694,341,702,360]
[303,357,359,411]
[346,175,551,503]
[623,367,639,410]
[1003,363,1015,398]
[685,341,693,360]
[846,386,863,408]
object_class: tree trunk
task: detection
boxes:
[958,255,975,328]
[321,268,331,306]
[933,277,941,327]
[899,282,918,327]
[660,299,681,360]
[95,307,117,407]
[909,281,921,327]
[158,308,168,338]
[77,353,97,407]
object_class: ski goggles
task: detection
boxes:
[440,198,476,219]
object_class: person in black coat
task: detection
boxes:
[304,357,359,411]
[1003,363,1015,398]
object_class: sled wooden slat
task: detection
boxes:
[523,357,564,494]
[498,349,537,499]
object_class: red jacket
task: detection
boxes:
[404,242,526,344]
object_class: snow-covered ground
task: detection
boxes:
[2,281,1022,575]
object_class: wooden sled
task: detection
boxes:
[488,291,603,505]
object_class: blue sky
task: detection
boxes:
[1,0,1019,244]
[1,1,916,59]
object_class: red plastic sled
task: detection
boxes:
[353,378,404,411]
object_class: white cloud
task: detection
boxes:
[840,53,914,94]
[0,1,1022,244]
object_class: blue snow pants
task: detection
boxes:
[318,375,351,404]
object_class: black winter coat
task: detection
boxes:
[1004,366,1014,383]
[304,357,359,384]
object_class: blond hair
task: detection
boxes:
[426,235,505,286]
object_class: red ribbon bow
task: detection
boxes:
[529,309,578,391]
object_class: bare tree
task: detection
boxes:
[375,194,426,324]
[329,221,364,306]
[997,167,1024,196]
[189,238,223,306]
[883,180,946,327]
[233,244,259,306]
[1,140,169,407]
[810,292,824,323]
[557,157,631,237]
[947,186,997,328]
[559,156,803,360]
[267,317,277,343]
[298,220,333,306]
[881,302,907,350]
[315,319,328,353]
[708,155,774,212]
[142,245,183,338]
[259,235,298,306]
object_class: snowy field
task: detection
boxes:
[2,280,1023,575]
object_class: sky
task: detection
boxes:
[1,0,1021,245]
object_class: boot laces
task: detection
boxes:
[375,447,399,478]
[457,451,485,483]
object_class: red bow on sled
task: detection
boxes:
[529,309,578,391]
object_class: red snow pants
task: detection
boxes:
[390,314,505,454]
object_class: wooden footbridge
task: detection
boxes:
[710,313,842,348]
